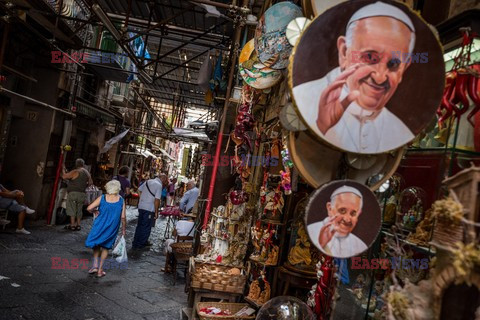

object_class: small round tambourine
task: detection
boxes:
[255,2,303,70]
[287,131,404,191]
[279,102,307,132]
[305,180,381,258]
[286,17,312,46]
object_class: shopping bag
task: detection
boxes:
[116,243,128,264]
[112,235,126,256]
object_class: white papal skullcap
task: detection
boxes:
[330,186,363,201]
[347,1,415,33]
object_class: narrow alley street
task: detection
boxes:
[0,207,188,320]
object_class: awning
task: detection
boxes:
[159,148,175,161]
[173,128,210,141]
[128,144,158,158]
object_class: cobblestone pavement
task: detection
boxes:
[0,206,188,320]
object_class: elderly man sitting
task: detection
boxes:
[179,180,199,215]
[0,184,35,234]
[162,215,195,273]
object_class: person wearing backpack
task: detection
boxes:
[113,166,131,198]
[132,173,167,249]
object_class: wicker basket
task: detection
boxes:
[431,218,464,248]
[171,242,193,261]
[191,261,246,294]
[196,302,255,320]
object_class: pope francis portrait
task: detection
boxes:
[307,186,367,258]
[292,1,416,153]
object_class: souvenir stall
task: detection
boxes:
[184,1,480,320]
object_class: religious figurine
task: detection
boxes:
[258,281,271,304]
[247,280,261,301]
[288,223,313,266]
[265,245,279,265]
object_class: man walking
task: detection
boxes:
[62,159,92,231]
[132,173,167,249]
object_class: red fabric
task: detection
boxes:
[160,206,180,217]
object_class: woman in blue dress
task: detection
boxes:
[85,180,126,278]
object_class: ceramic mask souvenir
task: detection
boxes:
[254,2,303,70]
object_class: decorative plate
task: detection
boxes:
[239,39,282,90]
[255,2,303,70]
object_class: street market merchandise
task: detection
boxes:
[396,186,427,230]
[254,2,303,70]
[239,40,282,90]
[290,0,445,154]
[306,180,382,258]
[256,296,315,320]
[287,131,404,190]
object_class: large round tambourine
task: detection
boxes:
[289,0,445,155]
[311,0,348,16]
[255,2,303,70]
[305,180,382,258]
[287,131,404,191]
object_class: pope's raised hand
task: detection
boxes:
[316,64,361,134]
[318,215,342,248]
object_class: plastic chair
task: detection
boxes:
[0,209,10,230]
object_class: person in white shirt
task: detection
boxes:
[162,217,195,273]
[307,186,367,258]
[292,2,416,153]
[132,173,168,249]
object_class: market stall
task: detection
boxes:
[181,1,480,319]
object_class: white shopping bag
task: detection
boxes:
[112,236,127,264]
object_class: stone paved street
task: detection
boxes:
[0,206,188,320]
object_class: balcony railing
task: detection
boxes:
[44,0,91,43]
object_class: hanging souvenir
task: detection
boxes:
[305,180,382,258]
[307,256,336,320]
[278,102,307,132]
[310,0,347,16]
[239,39,282,90]
[290,0,445,154]
[254,2,303,70]
[288,131,404,191]
[286,17,311,46]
